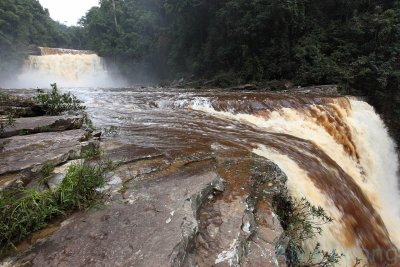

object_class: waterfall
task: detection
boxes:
[11,47,122,88]
[47,87,399,265]
[189,95,400,265]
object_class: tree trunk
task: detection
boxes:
[111,0,118,27]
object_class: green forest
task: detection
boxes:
[0,0,399,142]
[0,0,68,73]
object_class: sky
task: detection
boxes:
[38,0,99,26]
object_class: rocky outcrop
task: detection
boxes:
[7,159,224,267]
[0,92,42,117]
[2,143,287,267]
[0,116,83,138]
[0,91,95,192]
[185,152,287,267]
[0,130,91,189]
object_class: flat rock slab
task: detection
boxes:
[104,144,163,163]
[9,161,223,267]
[0,91,42,117]
[0,116,83,138]
[0,92,37,108]
[0,106,41,117]
[0,129,88,178]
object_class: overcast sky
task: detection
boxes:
[38,0,99,26]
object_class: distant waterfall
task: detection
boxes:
[10,47,123,88]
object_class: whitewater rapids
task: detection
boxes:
[191,96,400,265]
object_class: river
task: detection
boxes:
[57,86,400,265]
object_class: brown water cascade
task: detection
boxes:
[55,87,400,266]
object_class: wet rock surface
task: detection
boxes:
[9,160,224,267]
[0,130,87,176]
[0,116,83,138]
[0,92,41,117]
[185,150,287,267]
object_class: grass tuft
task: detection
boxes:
[0,189,61,252]
[82,112,95,130]
[55,161,112,210]
[80,146,101,159]
[0,158,117,255]
[40,161,55,178]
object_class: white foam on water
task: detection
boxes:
[192,97,400,264]
[253,145,365,265]
[347,100,400,247]
[3,52,126,88]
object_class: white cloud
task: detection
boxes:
[38,0,99,26]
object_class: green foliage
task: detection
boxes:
[0,112,15,134]
[0,97,15,133]
[18,129,29,136]
[80,146,101,159]
[6,112,15,127]
[0,159,116,255]
[0,92,11,104]
[301,243,344,267]
[82,112,95,130]
[0,189,61,253]
[38,160,56,185]
[69,145,104,161]
[55,160,113,210]
[35,83,86,116]
[273,189,343,266]
[74,1,390,87]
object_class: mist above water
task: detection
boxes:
[0,47,127,89]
